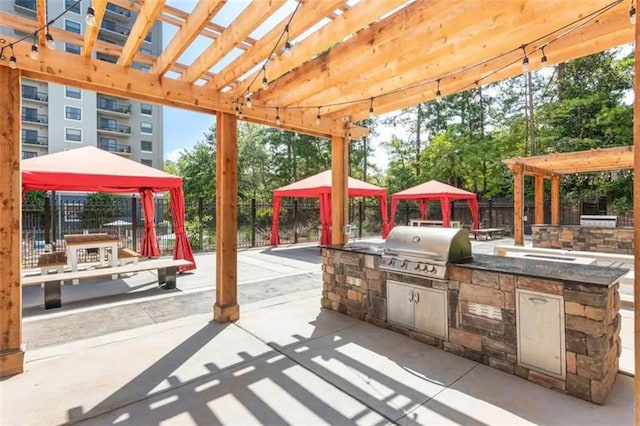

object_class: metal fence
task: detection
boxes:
[21,196,632,268]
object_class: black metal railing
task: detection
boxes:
[22,90,48,102]
[99,142,131,153]
[100,20,130,36]
[97,122,131,134]
[14,0,35,11]
[22,113,48,124]
[106,3,131,17]
[22,134,48,146]
[97,98,131,114]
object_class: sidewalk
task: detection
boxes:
[2,291,633,426]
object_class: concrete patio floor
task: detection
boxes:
[1,291,633,426]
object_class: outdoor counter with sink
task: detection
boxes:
[321,240,627,404]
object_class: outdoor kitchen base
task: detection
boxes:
[321,243,625,404]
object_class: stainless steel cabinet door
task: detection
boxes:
[414,287,448,339]
[516,289,566,378]
[387,280,414,328]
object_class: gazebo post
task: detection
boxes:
[513,163,524,246]
[331,135,348,245]
[214,112,239,323]
[534,175,544,224]
[551,176,560,225]
[0,67,24,377]
[633,15,640,424]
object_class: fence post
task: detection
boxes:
[251,198,257,247]
[488,198,493,227]
[293,199,299,244]
[405,203,410,224]
[131,196,137,252]
[44,192,51,245]
[358,200,363,239]
[198,196,204,250]
[51,190,57,250]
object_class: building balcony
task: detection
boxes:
[14,0,36,14]
[22,134,48,146]
[97,97,131,116]
[97,123,131,135]
[22,113,48,125]
[99,20,130,44]
[105,3,131,21]
[22,90,48,103]
[99,142,132,155]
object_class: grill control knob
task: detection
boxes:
[414,264,421,271]
[400,260,407,268]
[427,265,436,273]
[387,258,394,266]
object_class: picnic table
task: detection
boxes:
[64,233,119,283]
[471,228,504,240]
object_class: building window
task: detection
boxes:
[138,64,151,72]
[141,122,152,134]
[65,128,82,142]
[65,106,82,121]
[140,103,152,115]
[22,106,40,122]
[65,43,81,55]
[140,140,153,152]
[100,117,116,131]
[99,137,117,152]
[141,159,153,167]
[22,151,38,159]
[22,84,37,99]
[140,46,152,55]
[22,129,38,144]
[65,20,81,34]
[65,0,80,14]
[65,86,82,99]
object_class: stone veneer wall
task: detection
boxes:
[532,225,633,254]
[321,248,621,404]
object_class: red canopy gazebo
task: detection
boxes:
[21,147,195,272]
[270,171,389,246]
[390,180,479,230]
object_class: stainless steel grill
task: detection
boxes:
[380,226,472,281]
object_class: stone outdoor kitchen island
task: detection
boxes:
[321,241,626,404]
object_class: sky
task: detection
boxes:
[161,0,398,171]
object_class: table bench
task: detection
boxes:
[22,258,193,309]
[472,228,504,240]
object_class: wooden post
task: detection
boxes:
[534,175,544,224]
[214,112,239,323]
[513,163,524,246]
[0,67,24,378]
[633,17,640,425]
[331,135,348,245]
[551,176,560,225]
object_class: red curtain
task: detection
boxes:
[140,189,160,258]
[169,187,196,272]
[441,196,451,227]
[468,198,480,230]
[270,195,282,245]
[379,195,390,238]
[419,199,428,219]
[319,193,332,245]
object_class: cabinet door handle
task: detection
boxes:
[528,297,548,304]
[414,291,420,304]
[407,290,414,303]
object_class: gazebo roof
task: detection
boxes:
[274,170,386,198]
[503,146,633,176]
[392,180,476,199]
[0,0,631,138]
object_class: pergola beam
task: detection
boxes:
[117,0,166,67]
[152,0,226,75]
[82,0,108,58]
[181,0,287,84]
[36,0,46,46]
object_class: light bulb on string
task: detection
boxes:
[86,6,96,27]
[435,79,442,102]
[30,42,39,60]
[540,46,547,64]
[368,98,374,119]
[276,107,281,126]
[283,25,292,57]
[8,45,16,69]
[45,31,55,50]
[521,46,529,73]
[316,107,321,125]
[261,67,268,90]
[631,3,637,25]
[245,95,252,108]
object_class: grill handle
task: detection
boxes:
[414,291,420,304]
[407,290,414,303]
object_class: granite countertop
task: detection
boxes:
[322,243,384,256]
[453,253,628,287]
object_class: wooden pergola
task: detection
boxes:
[1,0,640,419]
[504,145,634,245]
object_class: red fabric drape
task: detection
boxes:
[419,199,427,219]
[390,197,398,229]
[139,189,160,258]
[169,187,196,272]
[468,198,480,230]
[320,193,332,245]
[379,195,390,238]
[441,196,451,227]
[270,195,282,245]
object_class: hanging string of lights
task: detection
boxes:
[0,0,96,69]
[237,0,626,125]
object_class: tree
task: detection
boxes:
[80,193,121,228]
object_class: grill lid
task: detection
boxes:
[384,226,472,263]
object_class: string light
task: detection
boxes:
[368,98,374,118]
[45,30,55,50]
[9,45,17,69]
[276,107,281,126]
[521,46,529,73]
[435,79,442,102]
[540,46,547,64]
[245,95,252,108]
[283,25,292,57]
[30,33,39,60]
[631,1,637,24]
[261,67,268,90]
[86,6,97,27]
[316,107,321,125]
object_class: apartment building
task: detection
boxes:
[5,0,164,168]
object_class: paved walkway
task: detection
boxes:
[2,292,633,426]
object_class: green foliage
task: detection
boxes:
[80,193,121,228]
